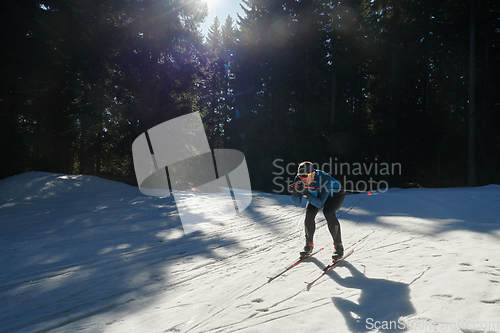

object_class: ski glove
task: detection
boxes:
[294,181,310,198]
[291,182,300,197]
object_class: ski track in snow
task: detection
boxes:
[1,172,500,333]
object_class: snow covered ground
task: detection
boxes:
[1,172,500,333]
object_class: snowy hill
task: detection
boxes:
[1,172,500,333]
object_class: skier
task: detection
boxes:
[291,161,346,261]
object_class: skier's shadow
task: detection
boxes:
[319,260,416,332]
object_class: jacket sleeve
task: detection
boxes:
[291,175,309,206]
[306,172,339,208]
[291,176,302,206]
[291,193,302,206]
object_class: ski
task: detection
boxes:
[305,249,354,290]
[268,248,324,282]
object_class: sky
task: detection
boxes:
[200,0,245,37]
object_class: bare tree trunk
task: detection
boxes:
[330,37,338,128]
[468,0,476,186]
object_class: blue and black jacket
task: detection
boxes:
[291,170,341,208]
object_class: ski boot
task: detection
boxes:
[332,243,344,261]
[300,243,314,257]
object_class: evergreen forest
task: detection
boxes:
[1,0,499,193]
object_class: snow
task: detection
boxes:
[1,171,500,333]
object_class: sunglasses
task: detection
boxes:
[297,173,313,179]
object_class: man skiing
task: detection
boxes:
[291,161,346,261]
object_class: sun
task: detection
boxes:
[205,0,220,11]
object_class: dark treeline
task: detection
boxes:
[1,0,499,193]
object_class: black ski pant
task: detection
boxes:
[304,191,346,247]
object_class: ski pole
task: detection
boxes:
[290,184,374,195]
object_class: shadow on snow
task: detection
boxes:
[0,172,267,332]
[321,259,415,333]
